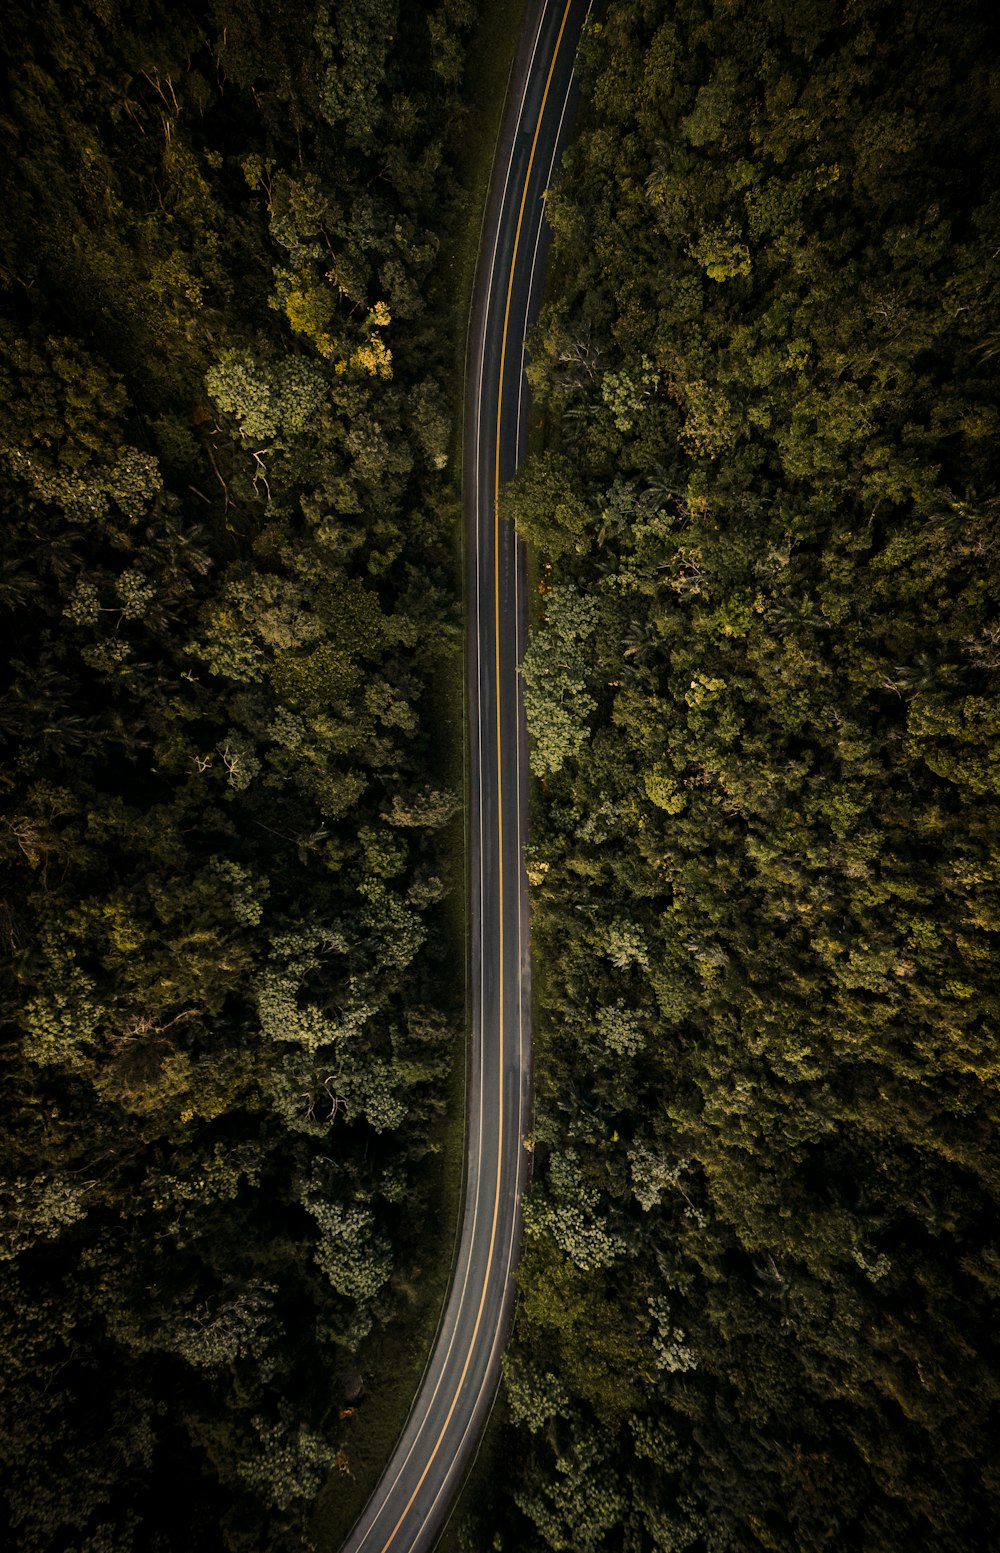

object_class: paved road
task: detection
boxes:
[339,3,591,1550]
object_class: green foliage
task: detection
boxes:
[0,1,473,1549]
[502,450,591,557]
[520,585,599,777]
[489,1,1000,1550]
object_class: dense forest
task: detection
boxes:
[0,2,476,1549]
[8,0,1000,1550]
[477,0,1000,1549]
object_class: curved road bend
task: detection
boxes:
[339,3,592,1551]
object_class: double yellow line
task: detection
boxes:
[372,4,575,1548]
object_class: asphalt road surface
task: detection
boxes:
[338,3,592,1549]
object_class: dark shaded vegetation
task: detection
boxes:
[470,1,1000,1549]
[0,2,479,1548]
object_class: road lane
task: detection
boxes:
[338,5,591,1549]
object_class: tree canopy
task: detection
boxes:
[476,1,1000,1549]
[0,2,477,1548]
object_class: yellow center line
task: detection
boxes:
[376,5,574,1547]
